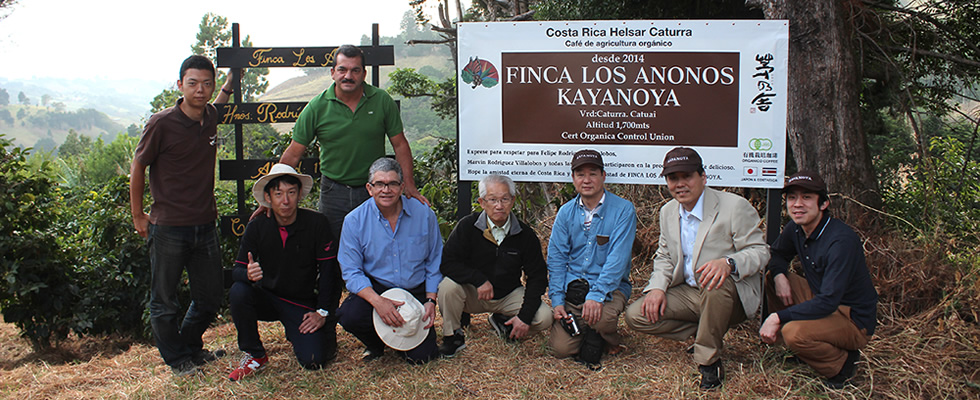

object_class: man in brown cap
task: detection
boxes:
[625,146,769,389]
[548,149,637,370]
[759,171,878,389]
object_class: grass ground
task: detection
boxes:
[1,290,975,399]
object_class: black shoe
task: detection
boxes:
[439,330,466,358]
[575,357,603,371]
[699,359,725,390]
[823,350,859,389]
[488,313,515,341]
[171,359,199,377]
[362,347,384,361]
[460,312,471,329]
[191,348,226,366]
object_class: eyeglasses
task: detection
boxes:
[483,196,513,205]
[370,181,402,190]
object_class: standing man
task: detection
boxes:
[548,150,637,369]
[276,44,426,241]
[227,164,339,381]
[625,147,770,389]
[759,171,878,389]
[437,174,552,357]
[337,157,443,364]
[130,55,234,375]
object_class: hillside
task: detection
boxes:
[257,50,456,154]
[0,104,126,151]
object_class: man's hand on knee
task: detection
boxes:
[642,289,667,323]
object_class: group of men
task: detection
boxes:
[131,46,878,390]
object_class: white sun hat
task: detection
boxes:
[252,163,314,208]
[372,288,430,351]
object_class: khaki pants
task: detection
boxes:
[766,273,870,378]
[438,277,552,336]
[549,291,627,359]
[625,278,745,366]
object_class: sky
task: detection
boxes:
[0,0,439,87]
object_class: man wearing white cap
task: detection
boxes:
[337,157,443,364]
[227,164,340,381]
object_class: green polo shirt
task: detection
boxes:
[292,82,403,186]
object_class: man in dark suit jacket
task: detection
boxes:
[626,147,769,389]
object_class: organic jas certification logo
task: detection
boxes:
[748,138,773,151]
[461,56,499,89]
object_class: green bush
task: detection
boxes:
[0,134,78,348]
[882,136,980,248]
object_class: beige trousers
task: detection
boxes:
[625,278,746,366]
[437,277,552,336]
[548,290,628,359]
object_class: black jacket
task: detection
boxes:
[440,211,548,324]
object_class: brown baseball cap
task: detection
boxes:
[660,147,703,176]
[571,149,603,170]
[784,170,827,192]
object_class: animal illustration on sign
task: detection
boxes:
[461,56,499,89]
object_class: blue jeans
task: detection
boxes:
[318,177,370,240]
[230,282,337,369]
[148,223,223,367]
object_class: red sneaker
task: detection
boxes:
[229,354,268,381]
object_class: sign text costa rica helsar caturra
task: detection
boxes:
[457,20,788,188]
[501,52,738,146]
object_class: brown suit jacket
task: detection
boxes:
[644,187,770,318]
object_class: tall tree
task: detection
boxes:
[17,91,29,105]
[150,13,271,113]
[0,88,9,106]
[192,12,269,102]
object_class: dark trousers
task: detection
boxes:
[230,282,337,369]
[318,177,370,240]
[147,223,223,367]
[338,282,438,364]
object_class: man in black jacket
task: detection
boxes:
[227,164,340,381]
[437,174,552,357]
[759,171,878,389]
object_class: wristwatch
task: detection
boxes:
[316,309,330,317]
[726,257,737,274]
[423,298,436,306]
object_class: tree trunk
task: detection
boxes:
[748,0,881,225]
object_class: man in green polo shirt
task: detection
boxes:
[276,44,427,240]
[267,45,426,361]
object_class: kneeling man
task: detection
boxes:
[759,171,878,389]
[438,174,552,357]
[338,157,443,364]
[548,150,637,369]
[228,164,340,381]
[625,147,769,389]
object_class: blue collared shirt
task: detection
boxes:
[548,189,636,306]
[339,196,443,294]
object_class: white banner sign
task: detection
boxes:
[457,20,788,188]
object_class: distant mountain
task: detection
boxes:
[0,76,165,126]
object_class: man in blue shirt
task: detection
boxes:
[759,171,877,389]
[548,149,637,369]
[337,157,443,364]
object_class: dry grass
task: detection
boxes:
[2,186,978,399]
